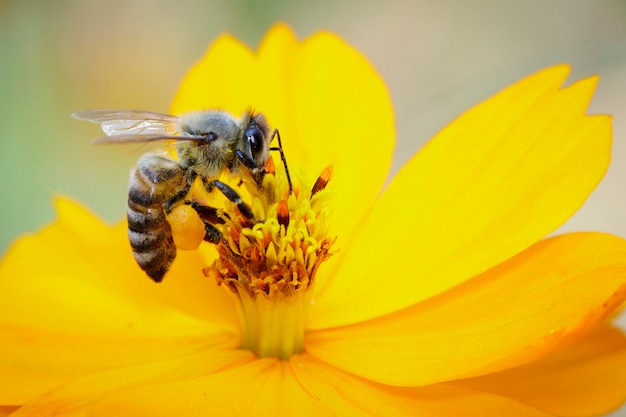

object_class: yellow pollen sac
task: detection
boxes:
[167,204,206,250]
[202,161,336,359]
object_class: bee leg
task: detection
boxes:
[186,201,227,244]
[163,171,197,213]
[234,149,265,188]
[202,223,222,244]
[186,201,227,224]
[206,180,254,220]
[269,129,293,195]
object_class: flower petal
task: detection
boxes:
[170,24,395,280]
[0,407,18,416]
[0,324,238,405]
[306,232,626,386]
[170,32,254,116]
[453,323,626,417]
[83,354,554,417]
[311,65,612,328]
[8,349,253,416]
[287,354,553,417]
[284,27,395,299]
[0,198,239,403]
[90,358,330,417]
[0,198,236,335]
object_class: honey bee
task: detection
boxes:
[72,109,292,283]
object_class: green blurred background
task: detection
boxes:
[1,0,626,414]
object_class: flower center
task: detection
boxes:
[203,160,336,359]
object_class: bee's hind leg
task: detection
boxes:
[190,179,255,245]
[186,201,226,244]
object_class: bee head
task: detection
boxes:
[175,110,273,178]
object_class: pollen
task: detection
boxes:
[167,204,206,250]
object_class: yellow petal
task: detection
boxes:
[0,198,236,335]
[311,65,612,328]
[8,349,254,416]
[0,198,239,403]
[170,24,395,284]
[170,32,254,116]
[306,233,626,386]
[0,324,238,405]
[90,358,330,417]
[0,407,18,416]
[287,354,554,417]
[286,28,395,296]
[453,323,626,417]
[82,354,554,417]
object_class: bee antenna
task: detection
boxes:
[269,129,293,195]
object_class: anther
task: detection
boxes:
[311,165,334,196]
[264,155,276,175]
[277,200,290,229]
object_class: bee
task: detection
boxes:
[72,109,292,283]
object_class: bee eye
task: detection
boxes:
[245,126,264,156]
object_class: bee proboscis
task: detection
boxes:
[72,108,292,283]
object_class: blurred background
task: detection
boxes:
[0,0,625,412]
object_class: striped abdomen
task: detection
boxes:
[127,154,187,282]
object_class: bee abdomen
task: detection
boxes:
[128,227,169,251]
[127,154,186,283]
[131,244,176,283]
[128,215,176,283]
[127,203,164,233]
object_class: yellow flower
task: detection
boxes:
[2,23,626,416]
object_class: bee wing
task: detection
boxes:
[72,109,180,137]
[90,134,193,144]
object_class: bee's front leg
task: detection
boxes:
[234,149,265,188]
[268,128,293,194]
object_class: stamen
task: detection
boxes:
[264,155,276,175]
[311,165,334,196]
[277,200,289,229]
[201,164,336,359]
